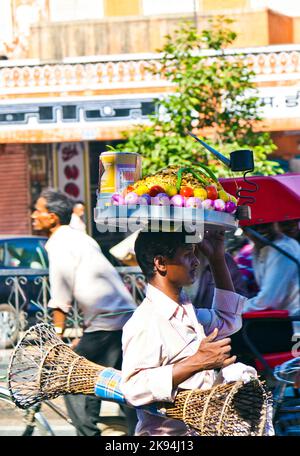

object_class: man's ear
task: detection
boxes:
[49,212,60,227]
[153,255,167,275]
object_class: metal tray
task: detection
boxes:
[94,203,238,233]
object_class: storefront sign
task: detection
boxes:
[258,86,300,118]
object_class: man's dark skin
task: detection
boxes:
[278,219,300,243]
[148,230,237,389]
[246,222,281,251]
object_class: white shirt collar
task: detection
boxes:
[145,283,190,320]
[45,225,74,251]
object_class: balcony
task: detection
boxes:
[1,44,300,95]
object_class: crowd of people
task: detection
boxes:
[31,188,300,436]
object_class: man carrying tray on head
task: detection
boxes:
[120,228,250,436]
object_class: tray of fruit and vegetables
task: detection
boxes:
[94,165,239,232]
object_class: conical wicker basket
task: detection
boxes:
[8,324,103,409]
[164,380,270,436]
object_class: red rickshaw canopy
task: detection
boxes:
[220,173,300,226]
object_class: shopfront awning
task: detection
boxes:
[0,122,130,143]
[220,173,300,226]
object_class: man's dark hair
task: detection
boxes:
[41,188,74,225]
[134,231,188,281]
[251,222,278,242]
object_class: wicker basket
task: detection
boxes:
[164,380,271,436]
[8,324,103,409]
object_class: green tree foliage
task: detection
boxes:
[112,17,282,177]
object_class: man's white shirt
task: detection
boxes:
[46,225,136,332]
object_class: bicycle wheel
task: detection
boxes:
[0,387,54,436]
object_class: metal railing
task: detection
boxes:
[0,267,146,348]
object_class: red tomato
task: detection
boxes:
[206,185,218,200]
[149,185,165,197]
[179,187,194,198]
[123,185,134,196]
